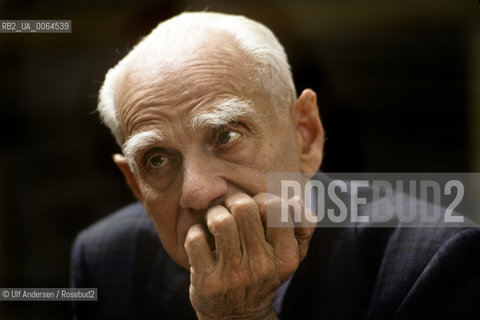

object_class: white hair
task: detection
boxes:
[123,130,164,161]
[122,129,164,173]
[189,97,255,131]
[97,11,297,148]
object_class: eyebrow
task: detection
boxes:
[188,97,255,131]
[122,129,165,162]
[122,97,256,166]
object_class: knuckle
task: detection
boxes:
[230,197,258,217]
[184,230,203,249]
[296,227,314,241]
[252,193,269,211]
[208,212,235,233]
[265,196,284,213]
[255,193,283,215]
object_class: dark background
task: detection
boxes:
[1,0,479,318]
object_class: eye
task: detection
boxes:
[147,154,169,169]
[216,130,241,145]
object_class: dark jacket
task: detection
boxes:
[72,201,480,319]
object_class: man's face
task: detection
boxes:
[116,37,303,269]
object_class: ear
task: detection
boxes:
[113,153,144,201]
[291,89,325,175]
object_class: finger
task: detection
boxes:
[184,224,215,271]
[253,193,280,227]
[256,193,315,261]
[205,205,242,266]
[290,196,316,261]
[255,193,310,279]
[224,193,265,258]
[254,193,297,254]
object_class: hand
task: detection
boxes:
[184,192,315,320]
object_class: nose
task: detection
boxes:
[179,155,228,211]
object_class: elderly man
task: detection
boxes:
[72,12,480,319]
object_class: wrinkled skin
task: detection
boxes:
[113,35,324,319]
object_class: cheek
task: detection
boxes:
[140,184,201,268]
[142,191,178,242]
[279,125,301,167]
[262,128,300,172]
[140,185,180,244]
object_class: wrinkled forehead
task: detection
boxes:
[114,34,269,140]
[116,31,253,105]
